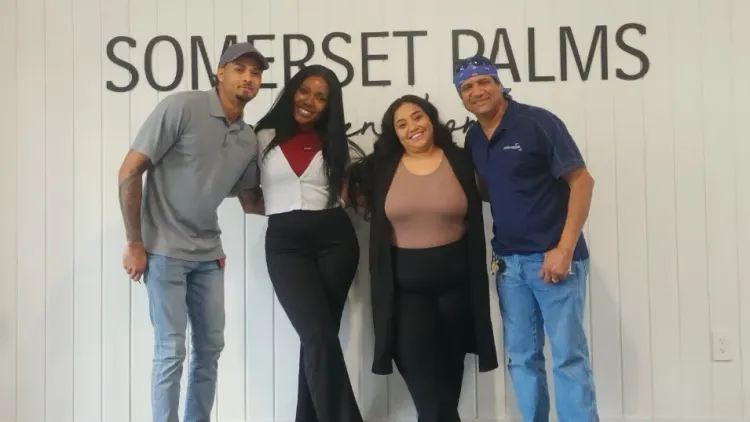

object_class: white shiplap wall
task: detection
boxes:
[0,0,749,421]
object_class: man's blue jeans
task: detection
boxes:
[496,253,599,422]
[144,253,225,422]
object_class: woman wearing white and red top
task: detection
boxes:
[242,64,365,422]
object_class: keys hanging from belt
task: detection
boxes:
[491,253,505,275]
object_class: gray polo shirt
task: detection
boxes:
[131,88,259,262]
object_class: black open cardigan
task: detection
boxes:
[347,143,499,375]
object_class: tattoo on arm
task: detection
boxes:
[118,161,149,243]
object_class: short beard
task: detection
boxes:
[235,93,251,104]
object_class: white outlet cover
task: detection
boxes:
[711,330,735,362]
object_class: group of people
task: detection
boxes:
[118,42,599,422]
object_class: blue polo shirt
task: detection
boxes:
[465,99,589,261]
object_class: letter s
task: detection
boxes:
[106,36,139,92]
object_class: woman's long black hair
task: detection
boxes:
[255,64,364,208]
[347,94,458,219]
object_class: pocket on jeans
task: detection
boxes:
[143,253,164,284]
[496,263,523,288]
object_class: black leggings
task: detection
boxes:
[265,207,362,422]
[391,237,472,422]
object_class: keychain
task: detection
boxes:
[491,252,504,275]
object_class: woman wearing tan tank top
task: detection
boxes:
[346,95,499,421]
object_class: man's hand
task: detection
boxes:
[238,187,265,215]
[539,246,573,283]
[123,242,148,282]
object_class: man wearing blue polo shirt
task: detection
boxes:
[454,55,599,422]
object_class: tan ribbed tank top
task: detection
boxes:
[384,156,468,248]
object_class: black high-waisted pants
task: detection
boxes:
[265,207,362,422]
[391,236,472,422]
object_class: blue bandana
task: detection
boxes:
[453,56,512,95]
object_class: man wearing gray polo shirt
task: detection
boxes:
[117,42,268,422]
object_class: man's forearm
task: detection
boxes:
[558,170,594,251]
[119,168,145,243]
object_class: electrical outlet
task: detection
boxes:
[712,330,735,362]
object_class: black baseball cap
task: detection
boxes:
[218,42,269,70]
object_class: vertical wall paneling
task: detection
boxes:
[3,0,750,421]
[17,0,48,421]
[45,0,76,419]
[643,0,682,418]
[0,0,18,419]
[671,0,712,416]
[101,0,133,419]
[700,0,743,418]
[732,1,750,419]
[73,0,104,418]
[612,0,653,417]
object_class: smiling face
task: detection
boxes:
[458,74,505,117]
[293,75,329,126]
[393,102,435,154]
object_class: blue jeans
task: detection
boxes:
[144,253,225,422]
[496,253,599,422]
